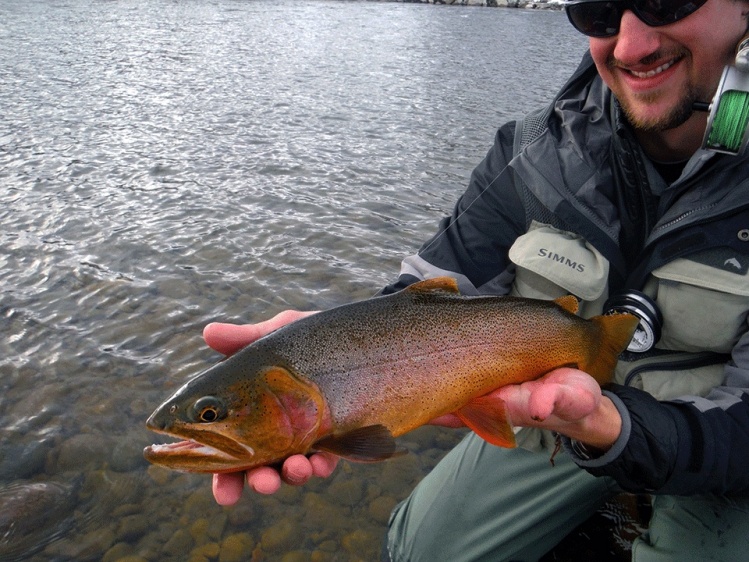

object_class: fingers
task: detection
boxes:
[247,466,283,495]
[280,455,314,486]
[203,323,268,356]
[212,472,245,505]
[309,452,339,478]
[203,310,318,356]
[212,453,339,504]
[279,453,338,485]
[527,382,565,422]
[495,367,601,426]
[536,368,600,422]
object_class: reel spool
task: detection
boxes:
[604,291,663,353]
[697,36,749,155]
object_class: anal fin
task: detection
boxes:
[313,424,405,463]
[456,396,517,448]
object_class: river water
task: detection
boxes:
[0,1,588,560]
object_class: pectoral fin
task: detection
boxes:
[456,396,517,448]
[313,424,405,462]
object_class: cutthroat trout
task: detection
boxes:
[144,277,637,473]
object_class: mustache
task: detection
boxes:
[606,48,689,69]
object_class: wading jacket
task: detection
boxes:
[383,52,749,496]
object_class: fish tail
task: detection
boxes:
[583,313,639,384]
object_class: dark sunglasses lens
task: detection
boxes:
[633,0,707,26]
[565,2,622,38]
[566,0,709,37]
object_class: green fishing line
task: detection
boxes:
[707,89,749,153]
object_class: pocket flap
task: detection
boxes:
[508,222,609,301]
[652,249,749,297]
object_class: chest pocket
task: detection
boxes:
[650,249,749,354]
[508,222,610,318]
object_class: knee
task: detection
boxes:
[633,495,749,562]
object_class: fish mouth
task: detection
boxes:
[144,430,256,473]
[145,438,252,459]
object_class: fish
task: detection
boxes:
[0,479,80,561]
[144,277,638,473]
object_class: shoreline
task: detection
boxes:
[364,0,564,10]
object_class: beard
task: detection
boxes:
[607,48,707,133]
[618,83,701,132]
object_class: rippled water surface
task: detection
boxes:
[1,1,588,559]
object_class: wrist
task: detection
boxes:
[569,438,605,460]
[562,395,622,452]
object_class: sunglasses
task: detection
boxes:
[565,0,708,38]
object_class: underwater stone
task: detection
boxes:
[341,528,379,558]
[54,433,113,472]
[117,514,150,542]
[280,551,313,562]
[218,532,254,562]
[368,495,398,524]
[187,542,221,562]
[163,528,194,556]
[260,518,302,553]
[101,541,135,562]
[326,477,364,507]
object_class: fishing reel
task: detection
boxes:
[604,290,663,353]
[694,35,749,155]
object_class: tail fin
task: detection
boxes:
[583,313,639,384]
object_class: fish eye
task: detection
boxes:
[190,396,227,423]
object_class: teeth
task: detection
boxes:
[630,59,676,78]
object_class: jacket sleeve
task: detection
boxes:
[381,121,526,296]
[564,331,749,495]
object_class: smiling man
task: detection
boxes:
[207,1,749,560]
[581,0,749,158]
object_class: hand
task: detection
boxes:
[431,368,622,452]
[212,453,339,504]
[203,312,340,505]
[203,310,317,355]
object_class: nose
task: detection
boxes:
[612,10,661,65]
[146,408,169,430]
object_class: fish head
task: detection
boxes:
[144,360,330,473]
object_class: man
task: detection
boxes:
[207,1,749,559]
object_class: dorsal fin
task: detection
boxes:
[554,294,579,314]
[406,277,460,295]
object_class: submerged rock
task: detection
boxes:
[260,518,303,553]
[368,496,398,525]
[219,532,255,562]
